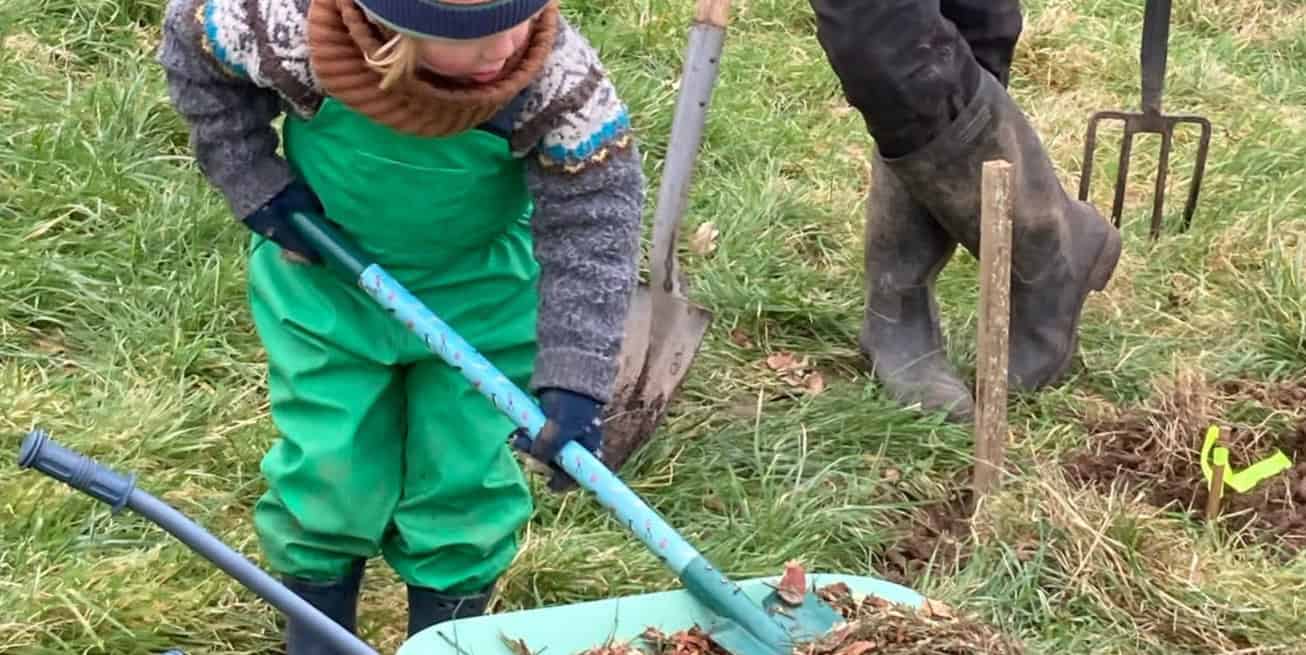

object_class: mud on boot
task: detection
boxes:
[282,559,365,655]
[881,71,1122,391]
[860,151,975,422]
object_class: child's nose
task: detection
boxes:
[483,33,516,62]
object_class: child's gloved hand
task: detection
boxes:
[242,180,325,264]
[510,388,604,492]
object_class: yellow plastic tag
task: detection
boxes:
[1200,425,1293,494]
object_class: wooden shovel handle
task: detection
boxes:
[696,0,730,27]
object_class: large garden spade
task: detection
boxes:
[599,0,726,474]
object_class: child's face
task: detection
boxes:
[415,3,537,83]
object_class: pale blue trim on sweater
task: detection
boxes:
[542,110,631,164]
[203,0,249,78]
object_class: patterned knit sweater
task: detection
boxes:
[157,0,645,404]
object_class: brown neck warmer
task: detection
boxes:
[306,0,558,137]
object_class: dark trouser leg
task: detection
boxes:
[939,0,1023,87]
[812,0,1121,394]
[809,0,981,158]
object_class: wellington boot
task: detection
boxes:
[881,71,1122,391]
[282,559,365,654]
[861,151,975,422]
[406,582,494,637]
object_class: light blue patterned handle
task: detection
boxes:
[357,264,705,573]
[356,266,793,648]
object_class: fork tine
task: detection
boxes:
[1079,115,1105,204]
[1150,127,1174,239]
[1110,129,1136,228]
[1181,117,1214,232]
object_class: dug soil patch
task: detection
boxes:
[1064,377,1306,555]
[874,485,974,588]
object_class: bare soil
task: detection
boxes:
[875,485,975,588]
[1064,379,1306,555]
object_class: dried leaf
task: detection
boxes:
[882,468,902,483]
[765,351,802,371]
[689,222,719,255]
[922,599,955,620]
[776,560,807,606]
[838,641,878,655]
[729,328,754,348]
[806,371,826,395]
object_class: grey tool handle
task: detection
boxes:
[648,0,730,298]
[18,430,380,655]
[1139,0,1171,115]
[19,429,136,512]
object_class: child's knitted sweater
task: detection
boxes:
[157,0,645,404]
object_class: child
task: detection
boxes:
[157,0,644,649]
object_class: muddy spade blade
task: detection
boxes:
[599,0,724,473]
[1077,0,1212,239]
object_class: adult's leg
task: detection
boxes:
[810,1,979,419]
[812,0,1122,393]
[939,0,1024,87]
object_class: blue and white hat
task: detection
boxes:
[355,0,553,39]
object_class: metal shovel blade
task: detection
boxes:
[599,0,727,473]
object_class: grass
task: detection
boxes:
[2,0,1305,652]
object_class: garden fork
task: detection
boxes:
[1078,0,1212,239]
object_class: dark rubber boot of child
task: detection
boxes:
[406,583,494,637]
[883,71,1122,391]
[861,151,975,422]
[282,559,365,655]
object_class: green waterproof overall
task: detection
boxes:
[247,97,537,594]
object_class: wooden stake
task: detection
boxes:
[972,160,1013,502]
[1206,463,1225,521]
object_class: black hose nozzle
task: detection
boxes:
[18,429,136,513]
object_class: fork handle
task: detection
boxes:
[1140,0,1171,115]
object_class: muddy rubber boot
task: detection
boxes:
[882,71,1122,391]
[860,151,975,422]
[406,583,494,637]
[282,559,365,654]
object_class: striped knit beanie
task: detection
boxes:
[354,0,552,39]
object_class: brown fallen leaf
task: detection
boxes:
[689,222,719,256]
[805,371,826,395]
[922,598,955,620]
[882,468,902,483]
[838,641,878,655]
[729,327,754,349]
[776,559,808,606]
[765,351,803,372]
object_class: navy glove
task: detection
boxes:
[510,388,604,492]
[242,180,324,264]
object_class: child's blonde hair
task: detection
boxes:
[365,33,419,90]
